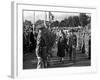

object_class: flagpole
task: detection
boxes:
[49,11,51,29]
[45,11,47,28]
[33,11,35,33]
[45,11,47,22]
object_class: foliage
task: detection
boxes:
[79,13,90,27]
[73,16,80,27]
[50,13,90,28]
[35,20,44,27]
[51,20,59,27]
[59,20,66,27]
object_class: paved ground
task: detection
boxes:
[23,51,91,69]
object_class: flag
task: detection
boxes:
[49,12,54,21]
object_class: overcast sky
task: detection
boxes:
[23,11,90,23]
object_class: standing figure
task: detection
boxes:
[82,33,85,54]
[57,30,66,63]
[88,36,91,59]
[65,33,69,57]
[68,30,77,63]
[29,28,37,53]
[68,31,73,61]
[36,26,48,68]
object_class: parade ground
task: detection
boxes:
[23,50,90,69]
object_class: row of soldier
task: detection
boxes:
[35,24,78,68]
[23,23,91,68]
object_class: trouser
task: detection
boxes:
[69,47,72,60]
[37,57,48,69]
[69,47,76,62]
[65,47,69,57]
[72,48,76,63]
[88,46,91,59]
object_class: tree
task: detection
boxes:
[73,16,80,27]
[59,20,66,27]
[51,20,59,27]
[67,16,74,27]
[63,18,69,27]
[79,13,89,27]
[35,20,44,27]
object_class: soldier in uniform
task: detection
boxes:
[88,36,91,60]
[29,28,37,52]
[57,30,66,63]
[68,31,73,61]
[68,30,77,63]
[35,25,48,68]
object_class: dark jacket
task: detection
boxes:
[57,36,66,57]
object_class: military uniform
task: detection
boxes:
[36,29,48,68]
[69,33,77,62]
[88,38,91,59]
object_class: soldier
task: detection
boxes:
[88,36,91,60]
[68,31,73,61]
[35,25,48,68]
[29,28,36,52]
[57,30,66,63]
[82,33,85,54]
[68,30,77,63]
[65,32,69,57]
[72,31,77,63]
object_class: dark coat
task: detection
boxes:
[88,39,91,59]
[57,37,66,57]
[30,32,37,51]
